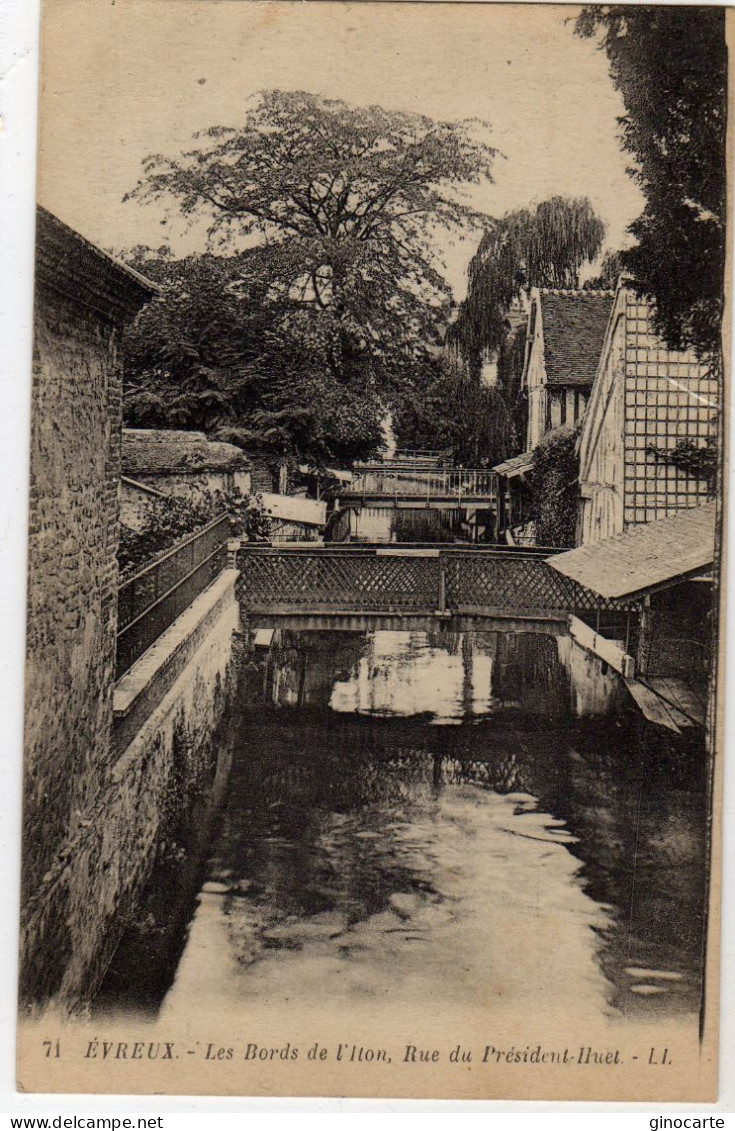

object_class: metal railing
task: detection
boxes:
[393,449,444,459]
[342,468,498,500]
[116,513,230,679]
[390,449,445,466]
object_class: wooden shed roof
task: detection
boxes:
[547,502,716,600]
[260,492,327,527]
[493,451,534,478]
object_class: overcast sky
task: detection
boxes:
[37,0,645,296]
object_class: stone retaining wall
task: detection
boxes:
[20,573,240,1011]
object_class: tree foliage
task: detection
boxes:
[392,350,516,467]
[582,249,624,292]
[127,90,496,401]
[118,487,272,579]
[576,6,727,357]
[452,196,605,366]
[646,437,717,493]
[123,249,386,466]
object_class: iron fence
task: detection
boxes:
[116,513,230,679]
[342,468,497,499]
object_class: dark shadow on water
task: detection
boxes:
[94,630,708,1024]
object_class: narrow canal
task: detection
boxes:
[96,629,708,1029]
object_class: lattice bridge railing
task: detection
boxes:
[238,546,632,619]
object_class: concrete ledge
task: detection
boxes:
[569,614,635,678]
[113,569,239,757]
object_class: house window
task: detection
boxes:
[560,392,567,426]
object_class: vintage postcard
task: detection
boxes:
[17,0,730,1102]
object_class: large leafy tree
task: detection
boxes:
[122,249,386,466]
[452,196,606,367]
[127,90,496,404]
[576,6,727,358]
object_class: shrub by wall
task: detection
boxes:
[528,424,581,547]
[118,487,272,578]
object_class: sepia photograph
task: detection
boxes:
[14,0,730,1102]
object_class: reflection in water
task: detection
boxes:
[329,631,493,721]
[266,630,624,722]
[97,630,707,1028]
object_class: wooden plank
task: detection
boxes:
[453,605,568,621]
[376,548,441,557]
[624,678,683,733]
[569,615,636,678]
[646,678,706,727]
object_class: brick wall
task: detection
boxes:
[21,577,240,1008]
[249,454,293,495]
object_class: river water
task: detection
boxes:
[97,629,708,1030]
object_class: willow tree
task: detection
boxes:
[392,349,516,467]
[453,196,606,367]
[126,90,496,413]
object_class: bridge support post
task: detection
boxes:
[636,597,655,677]
[437,563,447,614]
[227,539,241,570]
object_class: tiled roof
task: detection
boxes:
[539,289,614,388]
[547,502,716,599]
[123,429,251,476]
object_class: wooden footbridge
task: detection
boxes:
[331,459,498,543]
[114,518,634,681]
[114,515,694,733]
[237,543,633,633]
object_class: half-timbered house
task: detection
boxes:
[577,281,717,546]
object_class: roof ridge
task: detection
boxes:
[538,287,616,298]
